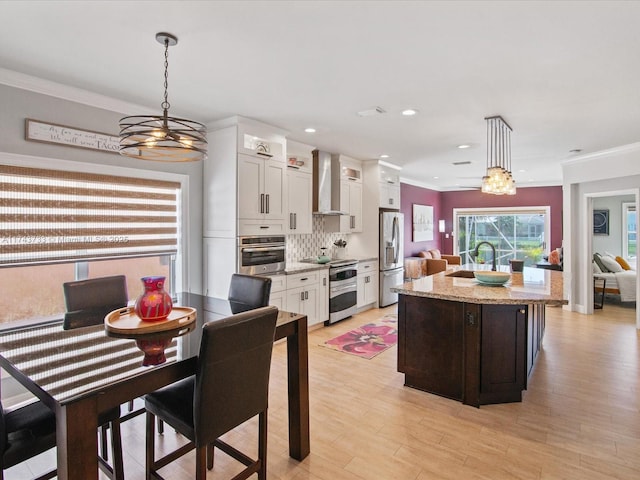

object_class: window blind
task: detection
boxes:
[0,164,180,266]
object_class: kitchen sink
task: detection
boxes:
[445,270,476,278]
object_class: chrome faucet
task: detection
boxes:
[472,241,497,271]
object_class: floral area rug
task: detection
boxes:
[321,314,397,359]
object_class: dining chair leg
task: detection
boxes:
[146,412,156,480]
[110,419,125,480]
[157,417,164,434]
[195,446,207,480]
[258,410,267,480]
[207,443,214,470]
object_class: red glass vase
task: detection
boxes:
[135,276,172,321]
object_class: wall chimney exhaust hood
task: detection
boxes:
[312,150,348,215]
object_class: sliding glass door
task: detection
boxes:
[454,207,550,267]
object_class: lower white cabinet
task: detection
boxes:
[286,271,320,327]
[266,269,329,327]
[357,260,378,309]
[267,274,287,311]
[318,270,328,324]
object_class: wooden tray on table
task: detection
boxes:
[105,306,197,339]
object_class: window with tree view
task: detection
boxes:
[454,207,550,268]
[622,202,636,260]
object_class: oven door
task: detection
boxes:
[238,245,285,274]
[328,281,357,323]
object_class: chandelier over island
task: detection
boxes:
[481,115,515,195]
[119,32,207,162]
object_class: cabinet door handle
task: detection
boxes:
[389,198,394,205]
[323,278,326,286]
[259,226,269,229]
[294,213,297,229]
[305,291,308,300]
[260,193,265,213]
[466,312,476,327]
[300,277,308,281]
[301,292,304,301]
[289,213,293,229]
[266,194,270,214]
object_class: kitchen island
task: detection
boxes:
[391,265,566,407]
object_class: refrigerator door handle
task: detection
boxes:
[392,216,400,264]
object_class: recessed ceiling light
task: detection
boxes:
[379,160,402,171]
[401,109,418,116]
[519,169,527,173]
[379,154,390,159]
[457,144,471,149]
[433,176,439,179]
[304,127,316,133]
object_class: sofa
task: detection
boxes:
[404,249,462,279]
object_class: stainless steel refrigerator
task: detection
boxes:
[379,211,404,307]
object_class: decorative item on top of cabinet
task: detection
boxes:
[324,155,363,233]
[286,140,314,234]
[357,260,378,310]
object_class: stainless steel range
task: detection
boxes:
[326,259,358,325]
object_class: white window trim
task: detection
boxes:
[622,201,636,260]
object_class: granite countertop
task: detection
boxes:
[284,257,378,275]
[391,264,567,306]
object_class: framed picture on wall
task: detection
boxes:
[593,209,609,235]
[413,204,434,242]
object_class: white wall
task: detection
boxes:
[592,194,635,256]
[562,143,640,328]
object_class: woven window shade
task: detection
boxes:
[0,164,180,266]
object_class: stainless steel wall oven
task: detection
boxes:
[237,235,286,275]
[327,260,358,325]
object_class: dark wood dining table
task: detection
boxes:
[0,293,310,480]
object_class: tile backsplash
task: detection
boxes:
[286,216,350,262]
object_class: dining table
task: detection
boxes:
[0,292,310,480]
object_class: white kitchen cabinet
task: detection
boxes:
[266,274,287,311]
[238,152,286,224]
[203,116,288,296]
[318,269,329,323]
[285,271,321,326]
[286,167,312,234]
[379,165,400,209]
[357,260,378,309]
[379,182,400,209]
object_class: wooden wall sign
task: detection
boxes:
[25,118,120,155]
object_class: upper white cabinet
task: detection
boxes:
[237,152,286,224]
[286,140,314,234]
[324,155,363,233]
[379,164,400,209]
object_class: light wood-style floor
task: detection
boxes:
[7,299,639,480]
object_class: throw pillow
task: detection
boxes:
[600,254,624,273]
[418,251,433,259]
[428,249,442,260]
[593,253,608,273]
[593,261,602,274]
[615,256,631,270]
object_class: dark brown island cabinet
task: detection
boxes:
[397,295,546,407]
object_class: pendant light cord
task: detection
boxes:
[161,37,170,112]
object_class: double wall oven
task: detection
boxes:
[327,260,358,325]
[237,235,286,275]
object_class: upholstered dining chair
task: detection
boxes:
[228,273,272,314]
[0,400,56,480]
[145,305,279,480]
[62,275,127,480]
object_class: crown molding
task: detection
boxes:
[0,67,155,115]
[560,142,640,166]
